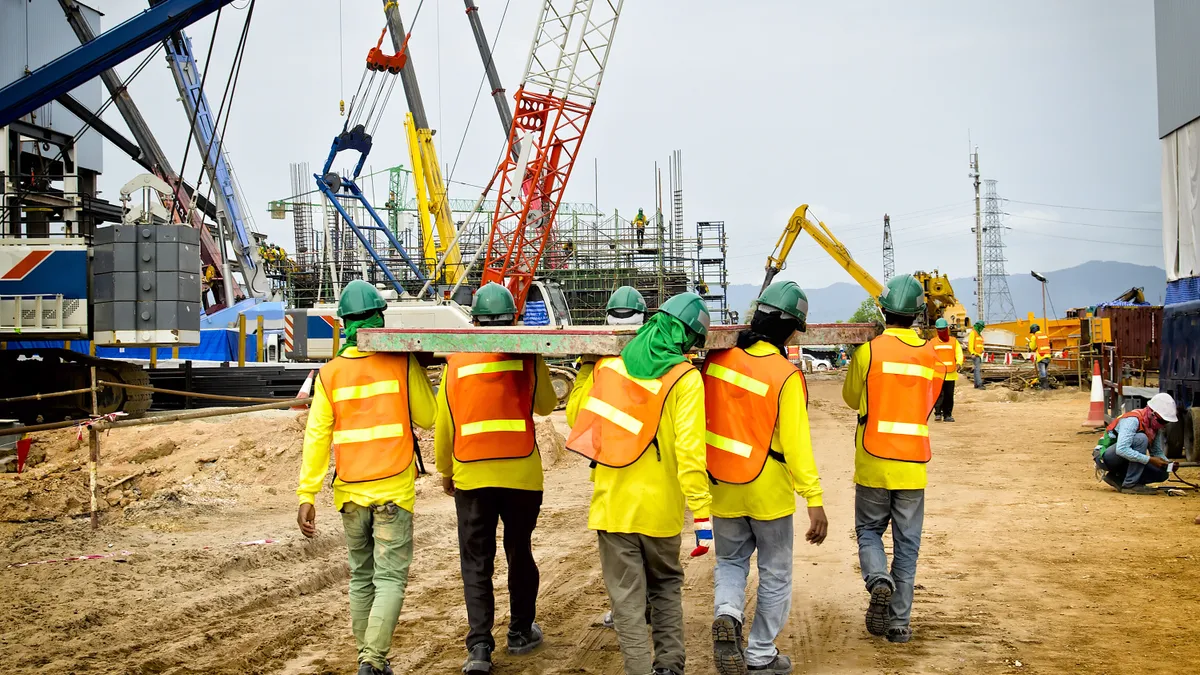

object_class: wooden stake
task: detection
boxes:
[256,314,265,363]
[238,314,247,367]
[89,366,99,530]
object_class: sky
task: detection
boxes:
[85,0,1164,291]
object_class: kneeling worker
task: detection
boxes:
[706,281,828,675]
[297,280,437,675]
[435,282,559,674]
[932,318,963,422]
[1093,392,1177,495]
[566,292,713,675]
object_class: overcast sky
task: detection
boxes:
[89,0,1164,292]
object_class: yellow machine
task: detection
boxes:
[404,111,464,284]
[766,205,966,332]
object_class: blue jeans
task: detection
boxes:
[1036,359,1049,388]
[854,486,924,629]
[973,356,983,388]
[1094,435,1169,488]
[713,515,794,667]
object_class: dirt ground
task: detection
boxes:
[1,378,1198,675]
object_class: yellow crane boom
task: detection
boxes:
[764,205,884,298]
[404,112,464,284]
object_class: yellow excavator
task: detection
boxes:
[763,205,968,332]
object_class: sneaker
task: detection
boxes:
[748,654,794,674]
[601,610,615,629]
[934,415,943,422]
[462,644,492,674]
[943,416,955,423]
[886,626,912,643]
[1121,484,1159,495]
[712,614,747,675]
[506,622,543,655]
[357,663,393,675]
[865,582,892,637]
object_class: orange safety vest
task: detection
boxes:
[862,334,943,463]
[932,337,958,378]
[566,357,693,468]
[319,353,414,483]
[1032,333,1052,362]
[1105,408,1158,444]
[702,347,804,484]
[967,330,984,357]
[445,353,537,462]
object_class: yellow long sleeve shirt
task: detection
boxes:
[841,328,929,491]
[434,355,557,492]
[968,330,984,357]
[567,360,712,537]
[710,341,823,519]
[297,348,438,511]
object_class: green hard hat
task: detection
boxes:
[338,279,387,318]
[935,318,949,329]
[973,320,985,331]
[1030,323,1040,333]
[756,280,808,323]
[607,286,647,313]
[472,282,517,318]
[878,274,926,317]
[659,292,710,338]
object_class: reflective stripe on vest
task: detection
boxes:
[702,347,798,484]
[566,357,693,468]
[862,334,942,463]
[319,353,413,483]
[1034,333,1052,360]
[445,353,537,462]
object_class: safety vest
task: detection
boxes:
[932,337,960,380]
[1031,333,1052,362]
[319,353,414,483]
[1104,408,1158,445]
[967,330,984,357]
[702,347,802,484]
[862,334,943,463]
[445,353,537,462]
[566,357,693,468]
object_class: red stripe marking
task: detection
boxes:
[2,250,52,279]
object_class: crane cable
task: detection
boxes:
[339,0,345,115]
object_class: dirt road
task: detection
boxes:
[1,379,1198,674]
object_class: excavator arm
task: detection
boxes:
[770,205,885,299]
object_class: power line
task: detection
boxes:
[1007,225,1161,248]
[1006,199,1161,215]
[1003,212,1159,231]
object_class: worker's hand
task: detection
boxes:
[1148,456,1170,469]
[689,517,712,557]
[297,503,317,539]
[442,476,456,496]
[805,506,828,545]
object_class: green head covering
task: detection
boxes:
[620,311,695,379]
[339,311,384,356]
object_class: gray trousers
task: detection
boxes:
[973,355,983,388]
[598,531,686,675]
[713,515,793,667]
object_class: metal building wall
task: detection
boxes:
[0,0,104,172]
[1155,0,1200,138]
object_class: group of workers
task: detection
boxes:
[297,272,952,675]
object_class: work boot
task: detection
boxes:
[506,622,543,655]
[1121,484,1159,495]
[934,414,943,422]
[462,644,492,674]
[943,416,955,423]
[712,614,747,675]
[749,654,794,675]
[357,663,393,675]
[865,581,893,637]
[886,626,913,643]
[1100,473,1122,492]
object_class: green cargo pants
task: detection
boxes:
[342,502,414,669]
[598,531,686,675]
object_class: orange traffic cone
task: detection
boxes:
[1083,360,1105,427]
[292,370,315,410]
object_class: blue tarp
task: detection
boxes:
[201,299,285,328]
[6,329,266,362]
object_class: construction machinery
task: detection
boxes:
[768,205,967,332]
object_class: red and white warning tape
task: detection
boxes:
[74,411,129,440]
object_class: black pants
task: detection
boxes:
[636,226,645,247]
[935,379,956,418]
[454,487,543,649]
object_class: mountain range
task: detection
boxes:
[724,261,1167,324]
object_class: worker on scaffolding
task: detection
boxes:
[841,275,944,645]
[968,320,985,389]
[633,207,648,248]
[435,282,558,674]
[296,279,437,675]
[932,318,964,422]
[565,292,712,675]
[1093,393,1178,495]
[706,281,827,675]
[1027,324,1053,389]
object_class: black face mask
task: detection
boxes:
[736,310,801,351]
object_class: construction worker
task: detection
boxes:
[1093,392,1178,494]
[566,292,712,675]
[968,320,985,389]
[435,282,558,674]
[1027,324,1053,389]
[633,207,648,247]
[841,274,944,645]
[296,279,437,675]
[932,318,964,423]
[706,281,828,675]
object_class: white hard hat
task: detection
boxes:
[1148,392,1178,423]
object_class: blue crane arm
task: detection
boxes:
[0,0,236,129]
